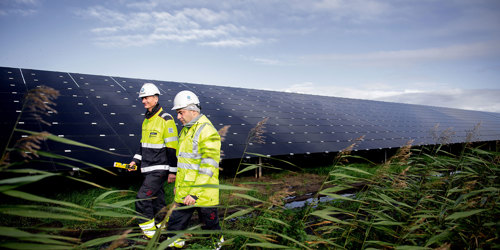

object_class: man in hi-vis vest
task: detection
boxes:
[129,83,178,239]
[167,90,222,249]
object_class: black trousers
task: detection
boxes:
[167,205,220,236]
[136,171,168,224]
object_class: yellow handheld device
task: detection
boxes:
[113,162,137,171]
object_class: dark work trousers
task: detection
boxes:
[136,170,168,224]
[167,205,221,237]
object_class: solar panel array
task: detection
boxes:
[1,66,500,171]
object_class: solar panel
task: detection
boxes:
[1,66,500,171]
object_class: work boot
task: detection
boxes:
[156,221,167,229]
[138,219,156,238]
[167,238,185,248]
[214,236,224,250]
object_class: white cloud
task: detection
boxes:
[88,14,247,47]
[90,26,120,34]
[125,1,158,10]
[281,82,500,113]
[0,8,36,16]
[79,6,127,23]
[303,42,500,65]
[0,0,39,16]
[308,0,391,21]
[15,0,38,4]
[248,57,282,66]
[82,0,475,48]
[94,34,156,48]
[377,89,500,113]
[181,8,230,23]
[200,37,263,47]
[77,5,259,48]
[281,82,425,100]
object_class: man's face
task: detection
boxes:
[142,95,158,111]
[176,109,198,125]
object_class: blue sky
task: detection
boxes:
[1,0,500,112]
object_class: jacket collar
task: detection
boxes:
[145,103,161,119]
[184,113,203,128]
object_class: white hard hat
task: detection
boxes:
[171,90,200,110]
[139,83,160,98]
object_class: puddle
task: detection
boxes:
[284,193,354,209]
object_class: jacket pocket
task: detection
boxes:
[184,170,196,182]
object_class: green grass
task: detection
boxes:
[304,163,362,176]
[2,126,498,249]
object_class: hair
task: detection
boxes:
[184,104,201,112]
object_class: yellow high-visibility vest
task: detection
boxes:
[174,115,221,206]
[133,107,178,173]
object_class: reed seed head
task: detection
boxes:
[465,122,481,146]
[388,139,414,165]
[218,125,231,142]
[24,86,60,126]
[335,135,365,164]
[268,188,295,207]
[430,123,455,145]
[3,131,50,163]
[248,117,268,144]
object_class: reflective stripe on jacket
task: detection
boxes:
[133,106,178,173]
[174,114,221,206]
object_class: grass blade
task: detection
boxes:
[15,129,125,156]
[268,230,312,249]
[245,242,294,249]
[35,150,116,175]
[232,193,267,204]
[425,230,451,247]
[0,208,90,221]
[310,209,352,225]
[342,166,373,176]
[236,164,261,175]
[0,226,79,243]
[65,176,109,190]
[93,211,147,220]
[0,242,74,249]
[445,209,486,220]
[0,173,57,185]
[224,207,255,221]
[262,217,290,228]
[3,190,90,211]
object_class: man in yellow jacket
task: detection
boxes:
[167,90,222,248]
[129,83,178,238]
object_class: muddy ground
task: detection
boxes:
[230,172,330,203]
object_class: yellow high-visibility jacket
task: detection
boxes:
[133,105,178,173]
[175,114,221,206]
